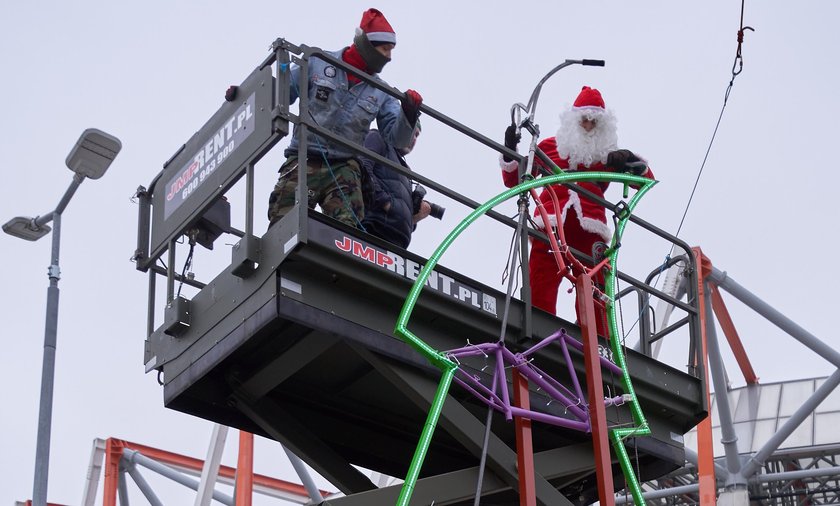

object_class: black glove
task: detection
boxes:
[225,85,238,102]
[607,149,647,175]
[606,149,632,168]
[401,89,423,126]
[503,124,520,162]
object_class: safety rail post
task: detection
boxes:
[272,38,292,136]
[241,159,253,239]
[133,185,151,267]
[144,269,157,371]
[294,50,310,244]
[166,239,176,304]
[576,274,616,506]
[232,162,260,278]
[636,254,691,358]
[635,288,652,356]
[686,256,702,379]
[614,285,651,356]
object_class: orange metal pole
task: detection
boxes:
[235,431,255,506]
[512,368,537,506]
[575,274,615,506]
[102,438,126,506]
[692,247,717,505]
[709,284,759,385]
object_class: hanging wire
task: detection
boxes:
[671,2,754,246]
[175,234,196,299]
[501,212,523,287]
[633,437,642,494]
[472,393,495,506]
[621,2,754,342]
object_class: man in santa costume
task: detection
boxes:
[500,86,654,336]
[268,8,422,228]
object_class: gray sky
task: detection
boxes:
[2,1,839,503]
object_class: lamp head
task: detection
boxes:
[65,128,122,180]
[3,216,51,241]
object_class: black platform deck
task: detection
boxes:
[145,210,706,505]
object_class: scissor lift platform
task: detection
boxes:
[145,210,706,505]
[133,39,708,504]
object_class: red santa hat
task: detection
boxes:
[356,8,396,46]
[573,86,606,111]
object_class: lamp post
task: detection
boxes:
[3,128,121,506]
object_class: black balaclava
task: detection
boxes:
[353,31,391,74]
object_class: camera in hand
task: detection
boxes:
[412,185,445,220]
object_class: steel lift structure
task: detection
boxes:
[617,251,840,505]
[133,39,708,505]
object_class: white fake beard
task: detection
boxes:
[555,107,618,169]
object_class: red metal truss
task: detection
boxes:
[709,284,759,385]
[99,433,323,505]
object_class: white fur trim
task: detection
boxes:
[578,215,613,242]
[575,105,605,114]
[499,154,518,172]
[532,190,612,242]
[365,31,396,44]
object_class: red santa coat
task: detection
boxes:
[501,137,654,241]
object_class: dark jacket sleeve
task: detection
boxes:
[361,131,392,209]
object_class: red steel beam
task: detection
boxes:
[512,367,537,506]
[693,247,717,505]
[99,437,327,501]
[709,284,759,385]
[235,431,255,506]
[102,438,126,506]
[576,274,615,506]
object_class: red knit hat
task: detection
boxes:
[358,8,396,46]
[573,86,605,110]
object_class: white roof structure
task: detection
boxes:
[685,376,840,455]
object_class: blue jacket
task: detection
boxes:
[285,49,414,160]
[361,130,415,248]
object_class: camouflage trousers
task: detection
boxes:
[267,156,364,228]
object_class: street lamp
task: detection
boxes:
[3,128,121,506]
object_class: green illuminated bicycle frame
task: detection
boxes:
[393,171,656,506]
